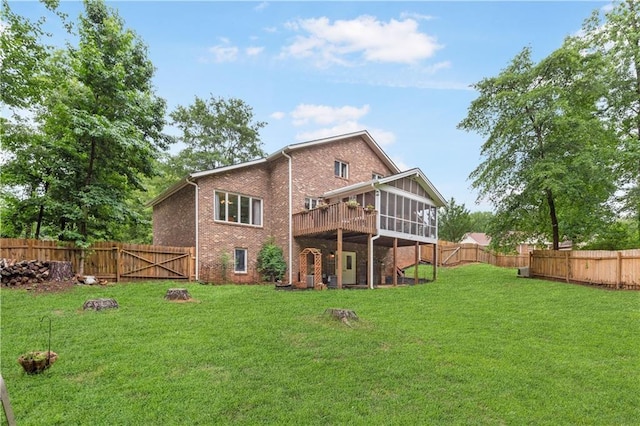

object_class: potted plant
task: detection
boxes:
[18,351,58,374]
[345,200,360,209]
[318,201,329,211]
[365,204,375,212]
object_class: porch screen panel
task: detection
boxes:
[379,189,437,239]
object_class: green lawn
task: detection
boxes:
[1,264,638,425]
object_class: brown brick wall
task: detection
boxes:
[196,164,272,283]
[289,135,396,212]
[152,185,196,247]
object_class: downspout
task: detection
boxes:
[281,151,293,285]
[186,177,199,281]
[369,188,381,289]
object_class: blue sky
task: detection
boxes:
[10,1,608,211]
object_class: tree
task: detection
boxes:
[438,198,472,242]
[468,211,494,233]
[0,0,65,109]
[458,44,618,250]
[1,0,170,248]
[168,95,267,175]
[256,238,287,282]
[578,1,640,240]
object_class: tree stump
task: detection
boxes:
[324,308,358,325]
[49,261,74,281]
[83,298,119,311]
[165,288,191,301]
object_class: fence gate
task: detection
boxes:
[117,245,194,281]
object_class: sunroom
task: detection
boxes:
[292,168,447,289]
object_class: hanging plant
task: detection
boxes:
[18,351,58,374]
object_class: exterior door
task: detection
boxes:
[341,251,356,285]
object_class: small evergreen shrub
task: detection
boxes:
[256,237,287,282]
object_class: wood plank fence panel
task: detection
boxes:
[531,249,640,290]
[420,241,529,269]
[0,239,195,282]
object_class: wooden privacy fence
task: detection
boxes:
[0,239,195,282]
[530,249,640,290]
[421,242,529,268]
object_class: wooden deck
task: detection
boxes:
[292,202,376,237]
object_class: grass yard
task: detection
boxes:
[1,263,639,425]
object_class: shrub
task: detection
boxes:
[256,237,287,282]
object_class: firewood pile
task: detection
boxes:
[1,259,74,286]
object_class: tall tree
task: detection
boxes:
[438,198,472,243]
[578,0,640,240]
[0,0,70,238]
[2,0,170,245]
[46,0,170,243]
[169,95,267,175]
[458,44,617,249]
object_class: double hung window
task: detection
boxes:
[334,160,348,179]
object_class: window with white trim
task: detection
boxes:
[215,191,262,226]
[334,160,348,179]
[234,248,247,273]
[372,173,384,180]
[304,197,323,210]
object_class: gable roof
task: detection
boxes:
[322,167,447,207]
[266,130,400,174]
[461,232,492,246]
[147,130,407,207]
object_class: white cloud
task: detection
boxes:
[282,15,442,67]
[246,46,264,56]
[399,12,435,21]
[601,3,614,13]
[390,156,410,172]
[270,111,286,120]
[291,104,370,126]
[295,121,364,142]
[254,2,269,12]
[369,128,396,146]
[288,103,395,146]
[207,41,239,62]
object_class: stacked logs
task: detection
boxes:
[0,259,74,286]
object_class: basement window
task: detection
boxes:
[234,248,247,273]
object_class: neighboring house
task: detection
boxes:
[460,232,491,247]
[149,130,447,288]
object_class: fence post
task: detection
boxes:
[115,246,121,283]
[616,251,622,289]
[565,251,570,283]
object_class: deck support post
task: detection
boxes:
[367,234,373,289]
[414,241,419,284]
[337,228,343,289]
[433,243,437,281]
[393,238,398,287]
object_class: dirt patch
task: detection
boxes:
[3,280,78,294]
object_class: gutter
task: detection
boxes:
[281,150,293,285]
[185,177,199,281]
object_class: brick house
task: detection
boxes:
[149,130,447,288]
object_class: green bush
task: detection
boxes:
[256,237,286,282]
